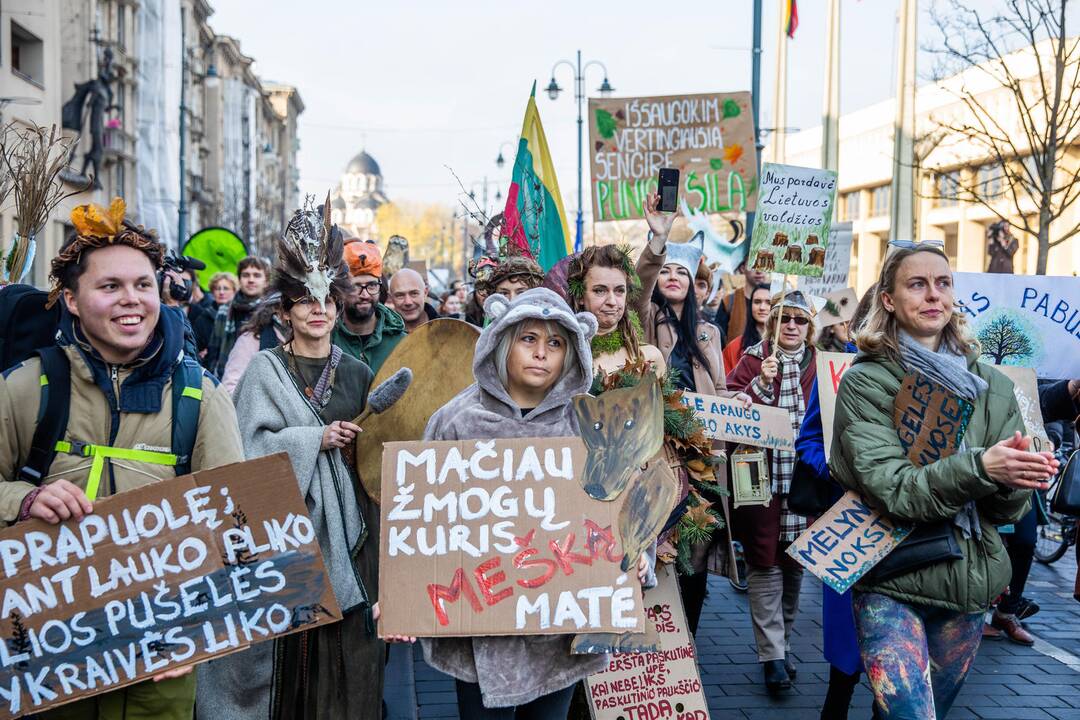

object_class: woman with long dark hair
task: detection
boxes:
[634,192,750,633]
[723,282,772,372]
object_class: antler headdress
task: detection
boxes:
[275,192,350,311]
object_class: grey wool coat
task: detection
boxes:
[196,349,370,720]
[421,288,655,708]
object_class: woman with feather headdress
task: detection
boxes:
[197,196,398,720]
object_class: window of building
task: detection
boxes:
[935,171,961,207]
[871,185,890,217]
[842,190,861,221]
[977,163,1005,200]
[117,5,126,51]
[11,21,44,86]
[114,163,125,200]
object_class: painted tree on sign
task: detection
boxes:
[978,314,1035,364]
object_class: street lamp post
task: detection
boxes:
[545,50,613,252]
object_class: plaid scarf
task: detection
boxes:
[774,345,808,541]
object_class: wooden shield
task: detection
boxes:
[354,319,480,503]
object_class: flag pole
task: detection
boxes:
[889,0,917,240]
[822,0,841,173]
[770,0,790,164]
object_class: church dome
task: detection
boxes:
[346,150,381,176]
[331,195,347,210]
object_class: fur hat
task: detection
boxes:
[489,255,544,290]
[344,240,382,278]
[663,231,705,278]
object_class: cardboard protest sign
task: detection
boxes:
[893,373,974,467]
[993,364,1051,450]
[679,391,794,451]
[954,271,1080,379]
[0,454,339,719]
[586,564,708,720]
[379,438,646,637]
[815,288,858,328]
[747,163,838,277]
[815,351,855,460]
[588,92,758,222]
[799,223,853,296]
[787,491,912,594]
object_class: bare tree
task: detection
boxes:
[925,0,1080,273]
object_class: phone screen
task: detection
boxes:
[661,184,678,211]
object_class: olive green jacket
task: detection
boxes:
[332,304,406,375]
[828,351,1031,613]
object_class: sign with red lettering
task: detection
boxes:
[378,438,646,637]
[586,564,709,720]
[787,491,911,594]
[815,351,855,460]
[0,454,340,719]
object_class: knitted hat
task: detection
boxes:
[344,240,382,277]
[663,231,705,277]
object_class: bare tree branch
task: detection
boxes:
[925,0,1080,273]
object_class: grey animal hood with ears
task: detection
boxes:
[471,287,598,418]
[420,288,609,707]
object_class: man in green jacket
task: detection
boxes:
[334,241,405,373]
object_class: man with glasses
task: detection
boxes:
[333,241,406,374]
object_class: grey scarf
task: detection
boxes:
[897,331,987,538]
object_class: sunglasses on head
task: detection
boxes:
[888,239,945,250]
[780,314,810,326]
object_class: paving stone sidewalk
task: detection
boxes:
[385,554,1080,719]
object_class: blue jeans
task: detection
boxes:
[455,680,576,719]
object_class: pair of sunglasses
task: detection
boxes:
[780,315,810,326]
[888,239,945,250]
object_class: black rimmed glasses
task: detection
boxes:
[351,281,381,296]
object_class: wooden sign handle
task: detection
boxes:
[771,274,790,357]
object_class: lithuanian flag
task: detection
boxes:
[785,0,799,38]
[501,82,571,271]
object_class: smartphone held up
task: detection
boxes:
[657,168,680,213]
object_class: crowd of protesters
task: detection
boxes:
[0,193,1077,720]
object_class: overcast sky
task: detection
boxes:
[209,0,1003,222]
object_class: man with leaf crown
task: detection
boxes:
[0,198,245,719]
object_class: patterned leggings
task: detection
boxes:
[852,592,984,720]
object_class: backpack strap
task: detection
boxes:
[171,354,205,477]
[18,348,71,486]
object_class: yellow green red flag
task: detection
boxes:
[501,82,571,271]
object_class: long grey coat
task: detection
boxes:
[421,289,621,708]
[196,349,370,720]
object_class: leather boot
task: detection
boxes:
[991,610,1035,646]
[763,659,791,693]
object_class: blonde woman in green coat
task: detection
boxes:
[829,243,1058,719]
